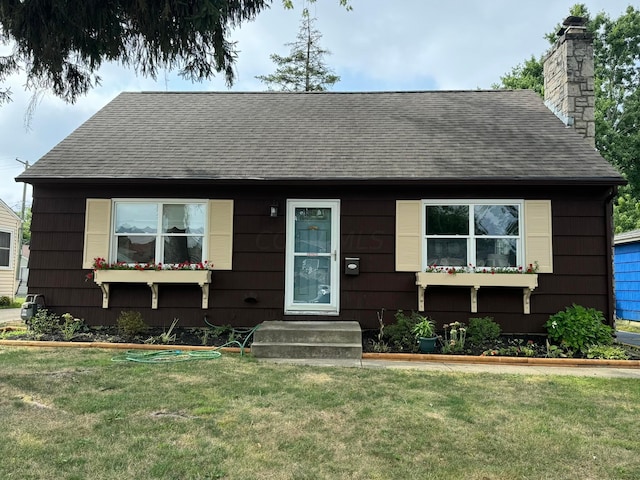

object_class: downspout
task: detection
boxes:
[605,186,618,327]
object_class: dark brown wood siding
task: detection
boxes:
[26,183,615,333]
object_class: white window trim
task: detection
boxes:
[0,229,13,269]
[110,199,208,265]
[422,199,524,271]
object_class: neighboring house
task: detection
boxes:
[614,230,640,322]
[0,198,21,300]
[17,18,625,333]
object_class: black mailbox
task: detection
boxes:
[344,257,360,275]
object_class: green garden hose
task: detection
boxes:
[111,349,222,363]
[111,324,260,363]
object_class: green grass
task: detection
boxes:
[0,298,23,308]
[617,319,640,334]
[0,347,639,479]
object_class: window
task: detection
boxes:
[424,201,522,269]
[113,201,206,264]
[0,231,11,267]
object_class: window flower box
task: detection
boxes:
[415,272,538,314]
[93,269,212,310]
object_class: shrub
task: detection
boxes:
[0,296,11,306]
[116,311,149,338]
[384,310,423,353]
[29,308,61,335]
[466,317,501,348]
[544,304,613,355]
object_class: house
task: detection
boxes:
[614,230,640,322]
[16,17,625,333]
[0,198,21,300]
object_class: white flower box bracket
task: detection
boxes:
[415,272,539,314]
[93,270,212,309]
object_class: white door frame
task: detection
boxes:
[284,199,340,315]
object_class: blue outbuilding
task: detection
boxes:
[614,230,640,322]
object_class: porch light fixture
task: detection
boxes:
[270,202,279,217]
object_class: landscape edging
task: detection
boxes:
[363,352,640,368]
[0,339,243,353]
[1,339,639,368]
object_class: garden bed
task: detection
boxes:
[361,328,640,360]
[0,324,252,349]
[3,305,640,364]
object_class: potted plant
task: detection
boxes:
[411,314,438,353]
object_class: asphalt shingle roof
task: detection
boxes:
[19,90,625,185]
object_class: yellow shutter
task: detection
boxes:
[208,200,234,270]
[396,200,422,271]
[82,199,112,269]
[524,200,553,273]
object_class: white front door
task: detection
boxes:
[285,200,340,315]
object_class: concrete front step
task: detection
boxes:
[251,321,363,359]
[250,342,363,359]
[254,321,362,344]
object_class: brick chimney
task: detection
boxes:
[543,16,595,147]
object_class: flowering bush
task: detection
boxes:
[86,257,213,281]
[425,261,539,275]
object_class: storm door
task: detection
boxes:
[285,200,340,315]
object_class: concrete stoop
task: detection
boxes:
[251,321,362,359]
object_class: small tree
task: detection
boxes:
[256,7,340,91]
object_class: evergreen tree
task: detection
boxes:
[0,0,350,104]
[256,7,340,91]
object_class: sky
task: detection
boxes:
[0,0,634,212]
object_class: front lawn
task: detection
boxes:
[0,347,639,479]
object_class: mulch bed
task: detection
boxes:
[1,325,243,348]
[361,328,640,360]
[3,323,640,361]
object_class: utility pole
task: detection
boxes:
[15,158,29,222]
[14,158,29,292]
